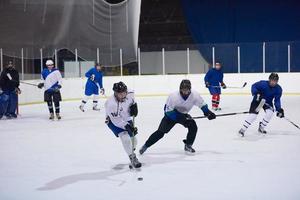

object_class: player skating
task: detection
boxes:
[79,63,105,112]
[37,60,63,120]
[204,62,226,111]
[139,79,216,155]
[105,81,141,168]
[238,73,284,136]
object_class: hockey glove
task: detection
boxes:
[205,110,216,120]
[129,103,138,117]
[100,88,105,95]
[125,123,138,136]
[37,83,44,89]
[276,108,284,118]
[221,82,227,89]
[90,74,95,81]
[205,82,210,88]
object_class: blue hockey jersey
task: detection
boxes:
[251,80,282,111]
[85,67,103,88]
[204,68,224,86]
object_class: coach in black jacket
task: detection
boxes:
[0,61,20,118]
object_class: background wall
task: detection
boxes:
[19,73,300,105]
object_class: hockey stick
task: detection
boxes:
[193,111,249,119]
[211,82,247,89]
[20,81,39,87]
[284,117,300,130]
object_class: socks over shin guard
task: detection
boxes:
[212,94,220,108]
[47,101,54,113]
[54,102,60,113]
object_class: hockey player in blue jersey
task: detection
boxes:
[204,62,226,111]
[239,73,284,137]
[37,60,63,120]
[79,63,105,112]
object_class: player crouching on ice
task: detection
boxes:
[105,81,141,168]
[139,79,216,155]
[79,63,105,112]
[204,62,226,111]
[38,60,63,120]
[238,73,284,137]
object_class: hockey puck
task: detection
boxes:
[137,177,143,181]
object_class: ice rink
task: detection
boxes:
[1,95,300,200]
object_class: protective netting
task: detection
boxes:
[0,0,141,65]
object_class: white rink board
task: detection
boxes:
[18,73,300,105]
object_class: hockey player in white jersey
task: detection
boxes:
[139,80,216,155]
[37,60,63,120]
[105,81,141,168]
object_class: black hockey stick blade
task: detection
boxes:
[193,111,249,119]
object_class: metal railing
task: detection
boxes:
[0,41,299,80]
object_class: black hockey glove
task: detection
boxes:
[205,82,210,88]
[37,83,44,89]
[205,110,216,120]
[125,123,138,136]
[276,108,284,118]
[221,82,227,89]
[129,103,138,117]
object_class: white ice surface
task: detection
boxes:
[1,95,300,200]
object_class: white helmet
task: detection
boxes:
[46,60,54,66]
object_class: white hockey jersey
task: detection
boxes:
[165,90,207,114]
[41,68,62,91]
[105,90,135,129]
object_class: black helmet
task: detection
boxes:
[180,79,191,90]
[269,73,279,81]
[113,81,127,93]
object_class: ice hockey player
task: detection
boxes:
[139,79,216,155]
[37,60,63,120]
[238,73,284,137]
[204,62,226,111]
[79,63,105,112]
[105,81,141,168]
[0,61,21,118]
